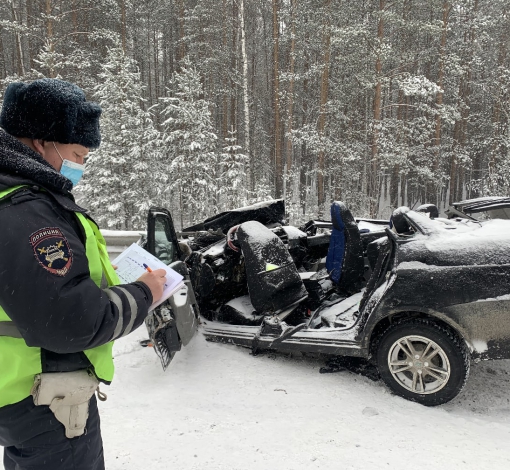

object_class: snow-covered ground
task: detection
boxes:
[103,327,510,470]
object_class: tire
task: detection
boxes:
[376,319,470,406]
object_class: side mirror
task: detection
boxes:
[146,207,183,264]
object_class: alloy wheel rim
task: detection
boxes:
[387,335,451,395]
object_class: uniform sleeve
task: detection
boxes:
[0,195,153,354]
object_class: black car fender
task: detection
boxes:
[362,305,474,359]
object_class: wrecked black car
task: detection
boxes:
[145,200,510,406]
[446,196,510,220]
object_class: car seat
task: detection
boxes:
[416,203,439,219]
[236,221,308,314]
[325,201,365,293]
[389,206,411,233]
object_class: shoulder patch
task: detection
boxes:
[30,227,73,277]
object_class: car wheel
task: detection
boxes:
[376,319,470,406]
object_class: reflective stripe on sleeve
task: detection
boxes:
[0,322,22,338]
[104,288,124,338]
[115,287,138,337]
[100,272,108,289]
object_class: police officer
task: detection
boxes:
[0,79,167,470]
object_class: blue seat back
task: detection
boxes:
[326,202,365,291]
[325,203,346,284]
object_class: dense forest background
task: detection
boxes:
[1,0,509,229]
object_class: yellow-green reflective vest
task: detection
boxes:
[0,185,120,408]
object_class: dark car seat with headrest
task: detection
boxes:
[389,206,411,233]
[325,202,365,292]
[236,221,308,314]
[415,203,439,219]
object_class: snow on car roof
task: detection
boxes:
[426,218,510,244]
[420,219,510,262]
[399,215,510,266]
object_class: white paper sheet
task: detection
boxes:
[112,243,184,310]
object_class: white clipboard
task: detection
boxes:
[112,243,184,310]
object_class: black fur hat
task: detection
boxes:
[0,78,101,149]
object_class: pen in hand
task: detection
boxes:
[138,265,166,303]
[143,263,153,273]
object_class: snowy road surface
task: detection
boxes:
[103,327,510,470]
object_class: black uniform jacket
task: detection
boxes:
[0,130,152,374]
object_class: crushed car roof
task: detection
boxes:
[183,199,286,233]
[453,196,510,219]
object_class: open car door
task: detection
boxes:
[145,207,200,369]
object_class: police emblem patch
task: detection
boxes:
[30,227,73,276]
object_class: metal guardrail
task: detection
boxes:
[101,230,145,261]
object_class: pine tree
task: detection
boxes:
[2,0,510,220]
[33,40,65,79]
[159,57,219,228]
[219,128,249,210]
[79,45,162,230]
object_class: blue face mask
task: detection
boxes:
[60,159,85,187]
[53,142,86,187]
